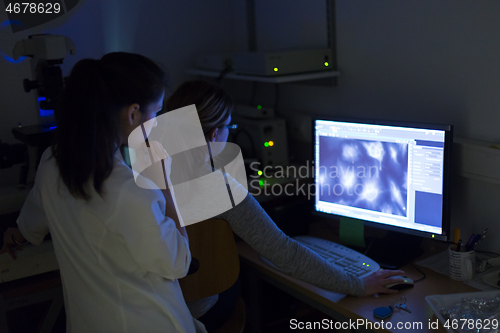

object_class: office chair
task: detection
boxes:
[180,219,246,333]
[149,151,245,331]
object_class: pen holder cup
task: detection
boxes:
[448,245,476,281]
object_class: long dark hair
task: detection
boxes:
[164,80,233,139]
[52,52,166,200]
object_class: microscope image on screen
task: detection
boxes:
[318,137,409,217]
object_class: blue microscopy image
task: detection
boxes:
[318,137,408,217]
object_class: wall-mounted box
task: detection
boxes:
[233,49,333,77]
[454,137,500,185]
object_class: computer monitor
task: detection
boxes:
[313,117,453,268]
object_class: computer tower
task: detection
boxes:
[232,117,288,168]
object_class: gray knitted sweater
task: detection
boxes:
[187,191,365,318]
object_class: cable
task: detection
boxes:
[206,141,215,172]
[249,82,257,105]
[232,129,257,159]
[316,220,339,237]
[476,250,500,257]
[216,64,232,82]
[410,263,426,283]
[274,83,280,116]
[433,239,456,245]
[363,237,376,257]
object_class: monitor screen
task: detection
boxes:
[314,118,452,241]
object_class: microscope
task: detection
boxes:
[13,34,75,127]
[9,34,75,183]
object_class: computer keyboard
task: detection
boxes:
[261,235,380,278]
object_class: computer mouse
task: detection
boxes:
[385,276,414,290]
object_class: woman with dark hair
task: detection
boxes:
[165,80,405,331]
[0,53,205,332]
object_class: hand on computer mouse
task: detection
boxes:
[362,269,406,296]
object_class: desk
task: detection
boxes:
[0,270,63,332]
[237,241,479,333]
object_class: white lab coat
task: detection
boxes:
[17,148,205,333]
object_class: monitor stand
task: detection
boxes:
[351,231,424,269]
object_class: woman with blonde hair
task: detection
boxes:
[164,80,405,331]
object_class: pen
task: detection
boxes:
[465,233,476,252]
[456,239,462,252]
[469,228,488,250]
[454,228,461,251]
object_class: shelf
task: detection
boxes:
[186,68,340,84]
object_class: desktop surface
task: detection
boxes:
[237,236,479,333]
[337,263,477,333]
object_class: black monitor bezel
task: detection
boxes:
[311,115,453,241]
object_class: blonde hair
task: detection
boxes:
[165,80,233,139]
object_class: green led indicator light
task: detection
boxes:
[274,67,278,72]
[257,105,262,110]
[258,170,263,176]
[264,142,269,147]
[259,180,264,186]
[324,62,329,67]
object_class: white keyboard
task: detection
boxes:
[261,235,380,278]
